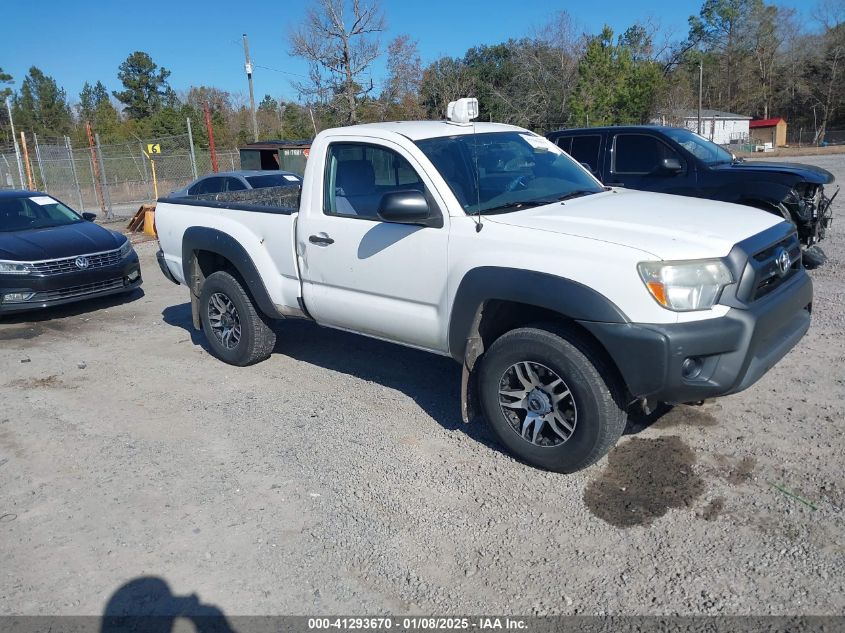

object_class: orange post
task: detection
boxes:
[204,104,219,173]
[20,132,34,190]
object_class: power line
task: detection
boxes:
[253,64,310,80]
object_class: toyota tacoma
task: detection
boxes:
[155,99,812,473]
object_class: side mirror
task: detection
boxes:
[82,212,97,222]
[657,157,683,175]
[580,162,596,175]
[377,191,441,227]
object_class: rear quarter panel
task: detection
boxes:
[155,200,301,311]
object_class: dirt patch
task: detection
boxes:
[699,497,726,521]
[652,405,720,429]
[584,436,705,528]
[0,326,45,341]
[0,321,70,341]
[716,455,757,485]
[8,375,63,389]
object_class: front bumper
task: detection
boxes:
[0,253,142,315]
[581,270,813,403]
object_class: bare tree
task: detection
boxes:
[419,57,477,119]
[289,0,385,124]
[382,35,425,119]
[813,0,845,30]
[521,11,585,129]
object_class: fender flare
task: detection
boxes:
[449,267,629,423]
[448,267,629,361]
[182,226,281,320]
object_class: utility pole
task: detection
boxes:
[243,33,259,142]
[5,97,25,188]
[697,61,703,135]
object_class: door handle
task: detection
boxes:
[309,233,334,246]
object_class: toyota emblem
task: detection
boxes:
[74,256,90,270]
[774,248,791,277]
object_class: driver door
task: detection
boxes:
[607,133,697,196]
[297,138,450,352]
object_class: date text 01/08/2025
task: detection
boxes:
[307,617,528,630]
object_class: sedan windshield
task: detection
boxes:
[0,196,83,232]
[415,132,603,215]
[663,128,735,165]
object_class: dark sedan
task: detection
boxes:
[0,191,141,315]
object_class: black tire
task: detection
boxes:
[477,323,627,473]
[199,270,276,366]
[802,245,827,269]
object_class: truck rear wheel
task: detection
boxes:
[199,271,276,366]
[478,324,627,473]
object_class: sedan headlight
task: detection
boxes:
[118,238,134,258]
[638,259,733,312]
[0,260,33,275]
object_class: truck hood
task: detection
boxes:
[485,189,784,260]
[710,160,834,184]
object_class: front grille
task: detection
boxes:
[30,249,122,275]
[40,278,126,301]
[749,233,801,301]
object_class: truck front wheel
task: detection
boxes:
[478,324,627,473]
[199,271,277,366]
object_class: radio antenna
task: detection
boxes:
[472,119,483,232]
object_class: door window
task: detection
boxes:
[225,177,247,191]
[323,143,426,219]
[554,136,572,153]
[568,135,602,173]
[612,134,682,175]
[189,177,224,195]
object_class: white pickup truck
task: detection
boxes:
[155,99,812,473]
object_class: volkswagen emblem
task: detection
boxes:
[74,256,90,270]
[774,248,791,277]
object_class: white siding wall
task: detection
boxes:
[681,118,750,145]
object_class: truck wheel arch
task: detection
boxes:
[448,267,630,422]
[182,227,280,325]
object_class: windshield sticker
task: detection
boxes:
[30,196,57,206]
[520,134,564,154]
[283,175,299,181]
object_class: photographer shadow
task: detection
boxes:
[101,576,235,633]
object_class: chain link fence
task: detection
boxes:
[784,127,845,147]
[0,119,241,219]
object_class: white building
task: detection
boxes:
[652,109,752,146]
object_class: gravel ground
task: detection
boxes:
[0,156,843,617]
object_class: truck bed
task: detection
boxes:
[155,188,303,317]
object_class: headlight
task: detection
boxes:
[0,260,33,275]
[118,238,134,258]
[638,259,733,312]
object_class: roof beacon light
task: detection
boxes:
[446,98,479,125]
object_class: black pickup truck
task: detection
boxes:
[547,126,837,254]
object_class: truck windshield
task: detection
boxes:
[415,132,603,215]
[0,196,83,232]
[663,128,735,165]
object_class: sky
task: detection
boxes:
[1,0,816,107]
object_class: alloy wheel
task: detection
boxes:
[498,361,577,447]
[207,292,242,349]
